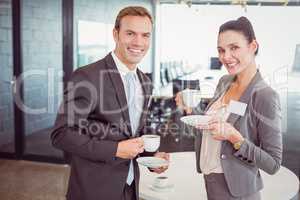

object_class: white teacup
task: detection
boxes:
[153,176,169,188]
[142,135,160,152]
[181,89,202,108]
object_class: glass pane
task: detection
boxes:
[21,0,63,158]
[76,20,111,67]
[0,0,14,153]
[74,0,114,68]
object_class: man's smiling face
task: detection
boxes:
[113,15,152,70]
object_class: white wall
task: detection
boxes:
[160,4,300,77]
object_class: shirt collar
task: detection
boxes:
[111,51,138,77]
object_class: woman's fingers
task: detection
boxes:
[197,121,230,136]
[212,133,228,141]
[207,118,220,125]
[196,122,217,130]
[196,124,209,130]
[175,92,182,106]
[196,120,239,142]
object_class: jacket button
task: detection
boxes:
[221,154,226,159]
[125,162,130,166]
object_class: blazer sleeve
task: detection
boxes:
[234,88,282,175]
[51,70,118,163]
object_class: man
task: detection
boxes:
[51,6,169,200]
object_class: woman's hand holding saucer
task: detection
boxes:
[196,117,244,144]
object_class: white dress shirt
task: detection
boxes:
[111,51,144,134]
[200,96,230,175]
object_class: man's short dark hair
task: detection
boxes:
[114,6,153,31]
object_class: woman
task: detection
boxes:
[175,17,282,200]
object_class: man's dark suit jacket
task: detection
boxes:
[51,53,153,200]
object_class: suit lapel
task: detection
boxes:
[220,71,263,150]
[104,53,132,136]
[226,70,263,127]
[136,69,152,134]
[204,75,235,113]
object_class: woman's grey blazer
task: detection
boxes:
[194,71,282,198]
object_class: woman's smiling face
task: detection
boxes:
[217,30,257,75]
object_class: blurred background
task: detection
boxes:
[0,0,299,199]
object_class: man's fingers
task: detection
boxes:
[163,153,170,161]
[133,137,143,143]
[155,152,170,161]
[152,168,162,174]
[153,166,168,174]
[138,147,144,153]
[162,153,170,161]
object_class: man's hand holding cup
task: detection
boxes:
[141,135,170,174]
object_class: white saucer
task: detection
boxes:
[149,183,174,192]
[180,115,211,127]
[137,157,169,168]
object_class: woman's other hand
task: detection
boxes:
[196,118,244,144]
[175,92,192,114]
